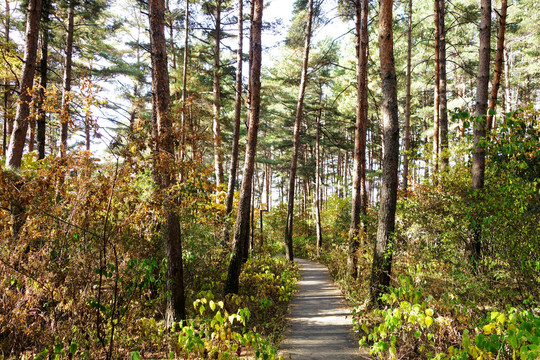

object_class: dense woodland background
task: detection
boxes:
[0,0,539,359]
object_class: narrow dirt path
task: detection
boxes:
[279,259,370,359]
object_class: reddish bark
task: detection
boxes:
[487,0,508,131]
[348,0,369,279]
[5,0,42,168]
[224,0,263,295]
[148,0,185,324]
[284,0,314,262]
[370,0,400,305]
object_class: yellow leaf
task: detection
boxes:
[483,323,496,335]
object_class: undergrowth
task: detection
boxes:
[271,108,540,360]
[0,151,300,359]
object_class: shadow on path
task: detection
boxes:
[279,259,371,359]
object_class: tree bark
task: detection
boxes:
[347,0,368,278]
[5,0,42,168]
[486,0,507,131]
[370,0,400,305]
[315,111,323,256]
[2,0,10,157]
[471,0,491,270]
[224,0,263,295]
[503,47,511,114]
[402,0,412,191]
[149,0,185,324]
[224,0,244,243]
[439,0,448,169]
[60,0,74,156]
[284,0,314,262]
[432,0,440,176]
[37,5,49,160]
[213,0,225,190]
[180,0,189,156]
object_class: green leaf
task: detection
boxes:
[69,341,78,355]
[130,351,142,360]
[463,329,470,349]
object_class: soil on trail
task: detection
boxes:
[279,259,371,359]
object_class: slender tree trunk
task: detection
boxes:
[344,149,348,197]
[37,6,49,160]
[370,0,400,305]
[167,0,177,93]
[181,0,189,156]
[266,158,271,210]
[315,109,323,256]
[2,0,10,156]
[148,0,185,324]
[5,0,42,168]
[439,0,448,169]
[224,0,263,295]
[224,0,244,243]
[432,0,440,176]
[249,173,255,255]
[213,0,224,189]
[2,84,7,155]
[29,101,35,152]
[487,0,507,131]
[284,0,314,262]
[402,0,412,191]
[347,0,368,278]
[503,47,511,114]
[471,0,491,270]
[60,1,74,156]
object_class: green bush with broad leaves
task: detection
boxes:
[130,297,281,360]
[356,276,540,360]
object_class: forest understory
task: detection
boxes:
[1,0,539,358]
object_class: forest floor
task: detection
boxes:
[278,259,372,359]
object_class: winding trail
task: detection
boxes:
[279,259,371,359]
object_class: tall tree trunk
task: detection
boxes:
[315,108,323,256]
[29,97,35,152]
[503,47,511,114]
[402,0,412,191]
[265,158,271,210]
[5,0,42,168]
[370,0,400,305]
[224,0,244,243]
[180,0,189,156]
[149,0,185,324]
[2,0,10,156]
[486,0,507,131]
[432,0,440,176]
[344,149,348,197]
[249,172,255,256]
[284,0,314,262]
[347,0,368,278]
[167,0,177,89]
[224,0,263,295]
[439,0,448,169]
[2,83,7,155]
[60,1,74,156]
[37,4,49,160]
[213,0,224,190]
[471,0,491,270]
